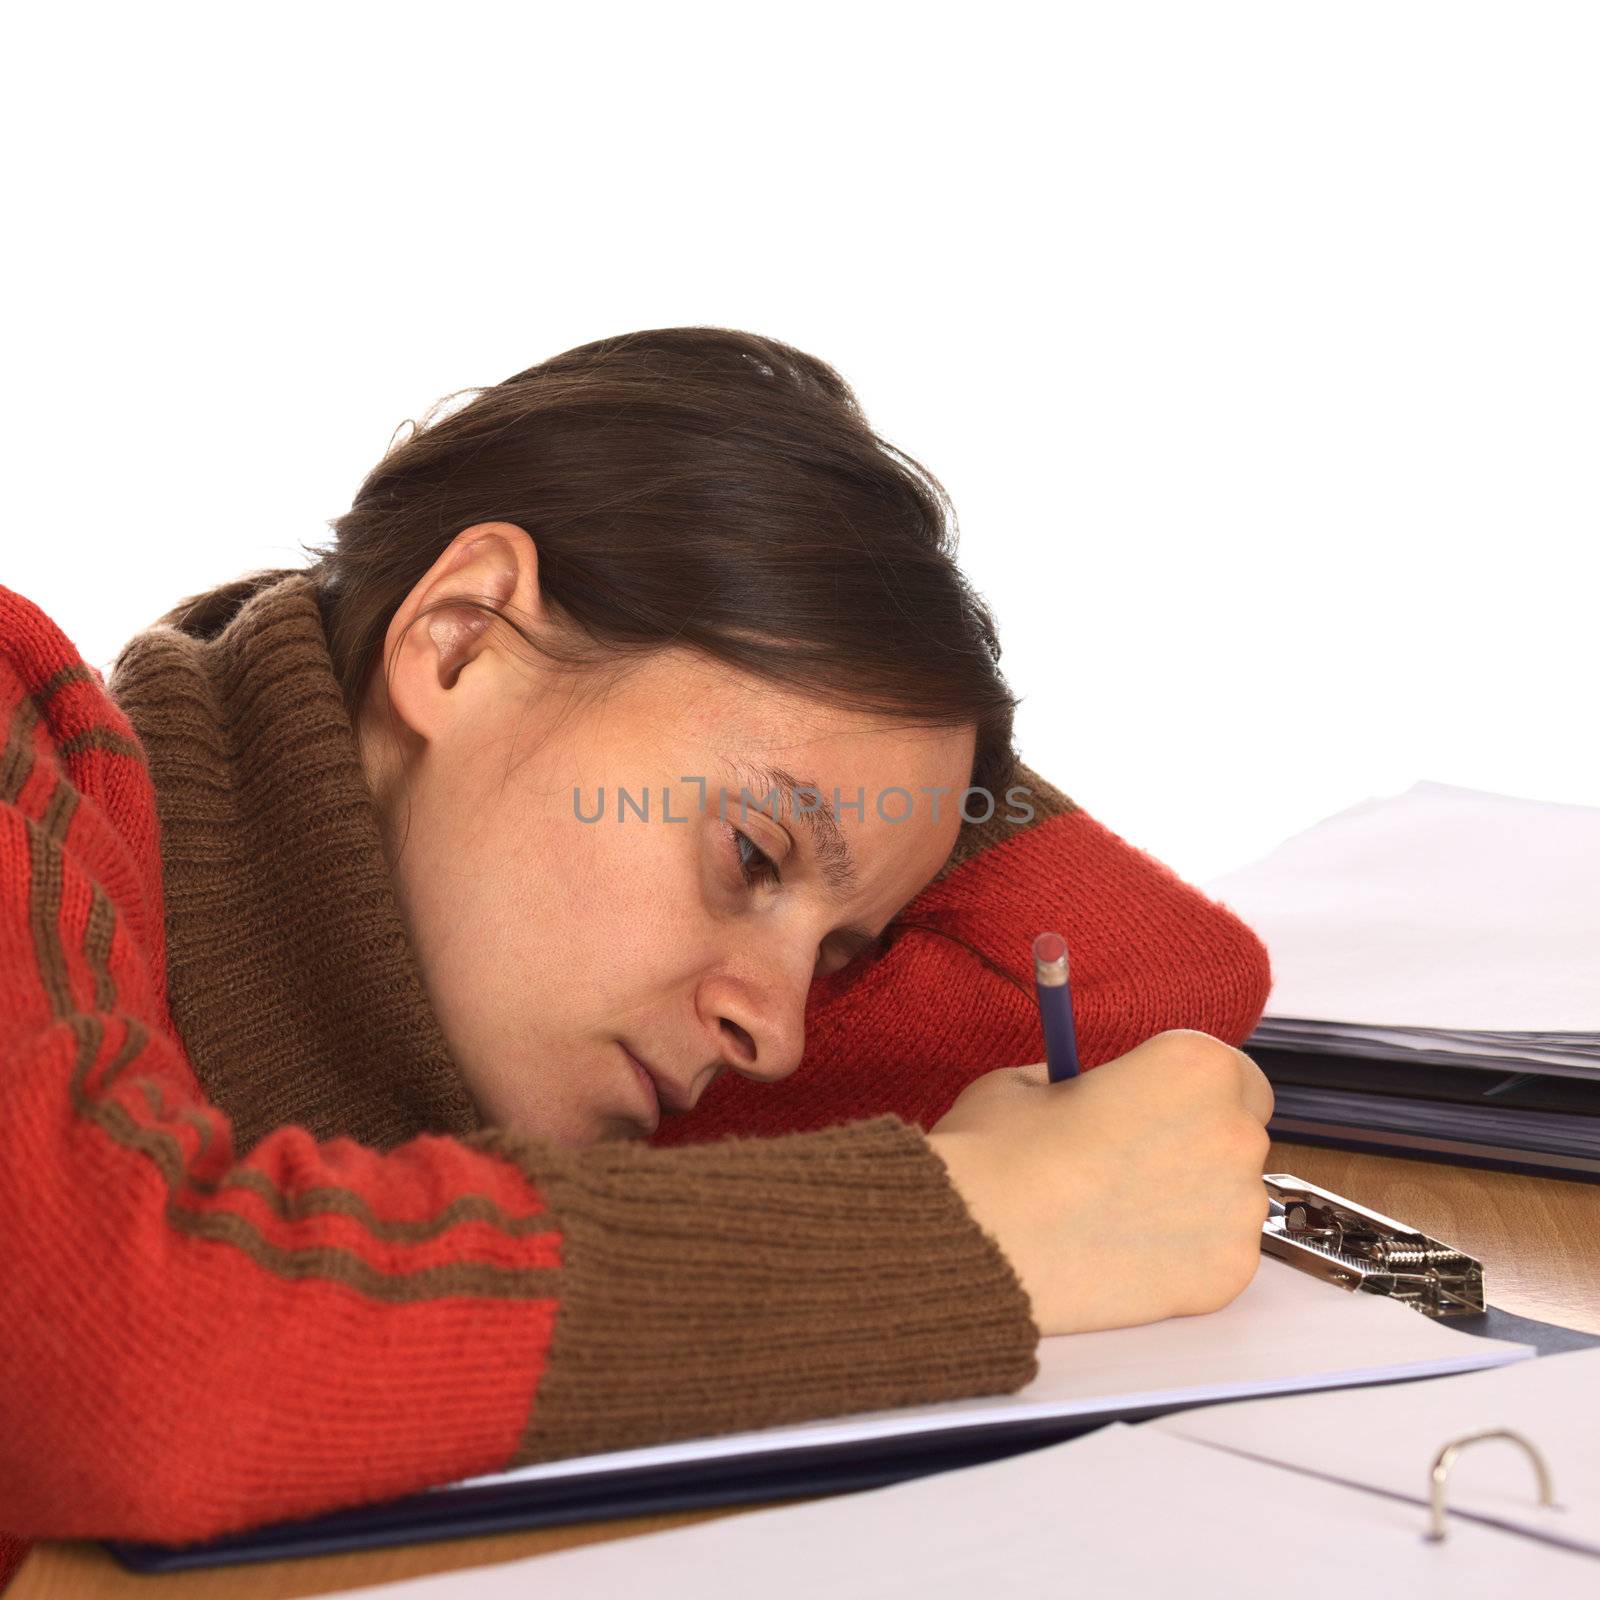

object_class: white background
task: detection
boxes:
[5,2,1595,887]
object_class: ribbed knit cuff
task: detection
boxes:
[462,1113,1041,1466]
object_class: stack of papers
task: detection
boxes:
[106,1255,1548,1573]
[1198,779,1600,1173]
[1201,780,1600,1078]
[1150,1345,1600,1556]
[435,1258,1531,1496]
[334,1350,1600,1598]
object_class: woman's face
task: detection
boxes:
[357,524,976,1146]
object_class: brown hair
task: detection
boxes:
[300,326,1019,801]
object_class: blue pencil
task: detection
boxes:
[1032,931,1081,1081]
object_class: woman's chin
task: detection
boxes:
[528,1108,650,1147]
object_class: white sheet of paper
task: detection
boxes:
[333,1422,1598,1599]
[1199,779,1600,1035]
[435,1258,1533,1494]
[1149,1343,1600,1557]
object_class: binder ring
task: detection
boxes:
[1424,1427,1558,1542]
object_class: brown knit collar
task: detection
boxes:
[108,568,485,1154]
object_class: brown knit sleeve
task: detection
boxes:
[460,1112,1041,1467]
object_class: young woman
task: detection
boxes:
[0,328,1274,1577]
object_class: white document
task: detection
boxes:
[1150,1343,1600,1557]
[1200,779,1600,1070]
[335,1421,1598,1598]
[434,1258,1533,1494]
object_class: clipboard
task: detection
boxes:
[1260,1172,1487,1314]
[103,1174,1600,1575]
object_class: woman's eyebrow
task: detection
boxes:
[714,757,861,904]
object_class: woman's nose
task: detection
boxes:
[706,965,809,1084]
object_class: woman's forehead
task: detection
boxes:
[567,648,977,804]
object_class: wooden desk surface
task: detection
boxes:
[14,1142,1598,1599]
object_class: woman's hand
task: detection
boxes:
[926,1029,1275,1336]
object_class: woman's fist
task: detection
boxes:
[927,1030,1275,1336]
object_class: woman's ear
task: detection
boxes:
[378,522,544,747]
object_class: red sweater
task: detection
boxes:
[0,579,1270,1588]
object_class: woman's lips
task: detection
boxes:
[619,1043,661,1134]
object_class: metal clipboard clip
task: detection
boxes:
[1260,1173,1485,1318]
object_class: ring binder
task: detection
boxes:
[1425,1427,1561,1542]
[1261,1174,1485,1317]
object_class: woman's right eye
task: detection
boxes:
[728,825,781,888]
